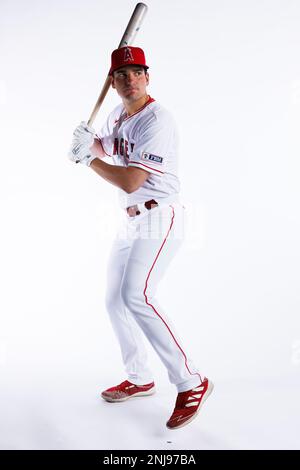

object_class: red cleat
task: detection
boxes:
[101,380,156,403]
[166,378,214,429]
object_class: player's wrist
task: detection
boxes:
[90,138,106,159]
[84,154,98,167]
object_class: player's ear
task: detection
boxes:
[145,72,149,86]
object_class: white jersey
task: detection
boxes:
[96,97,180,209]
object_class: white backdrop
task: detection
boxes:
[0,0,299,450]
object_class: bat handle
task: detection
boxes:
[87,75,112,127]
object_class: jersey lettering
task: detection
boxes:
[113,137,134,159]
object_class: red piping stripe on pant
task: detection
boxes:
[143,204,203,385]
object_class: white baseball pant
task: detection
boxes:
[105,201,203,392]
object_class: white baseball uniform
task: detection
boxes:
[97,97,203,392]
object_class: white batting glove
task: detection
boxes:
[68,121,97,166]
[73,121,95,144]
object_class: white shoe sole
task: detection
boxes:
[166,380,214,430]
[101,387,156,403]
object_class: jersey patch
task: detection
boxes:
[142,152,164,164]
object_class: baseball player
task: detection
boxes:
[68,46,213,429]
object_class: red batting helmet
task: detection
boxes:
[109,46,149,75]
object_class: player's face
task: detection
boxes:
[112,66,149,102]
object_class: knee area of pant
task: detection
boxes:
[105,290,122,313]
[120,281,144,309]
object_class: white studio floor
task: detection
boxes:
[1,368,299,450]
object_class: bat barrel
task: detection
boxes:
[118,3,148,48]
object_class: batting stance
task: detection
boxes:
[68,46,213,429]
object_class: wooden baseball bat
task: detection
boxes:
[87,2,148,126]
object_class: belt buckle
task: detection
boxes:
[144,199,158,210]
[126,199,158,217]
[127,205,140,217]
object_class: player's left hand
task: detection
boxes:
[68,121,97,166]
[68,140,95,166]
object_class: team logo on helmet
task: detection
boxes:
[124,47,134,62]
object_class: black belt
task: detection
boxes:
[126,199,158,217]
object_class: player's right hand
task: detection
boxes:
[73,121,95,147]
